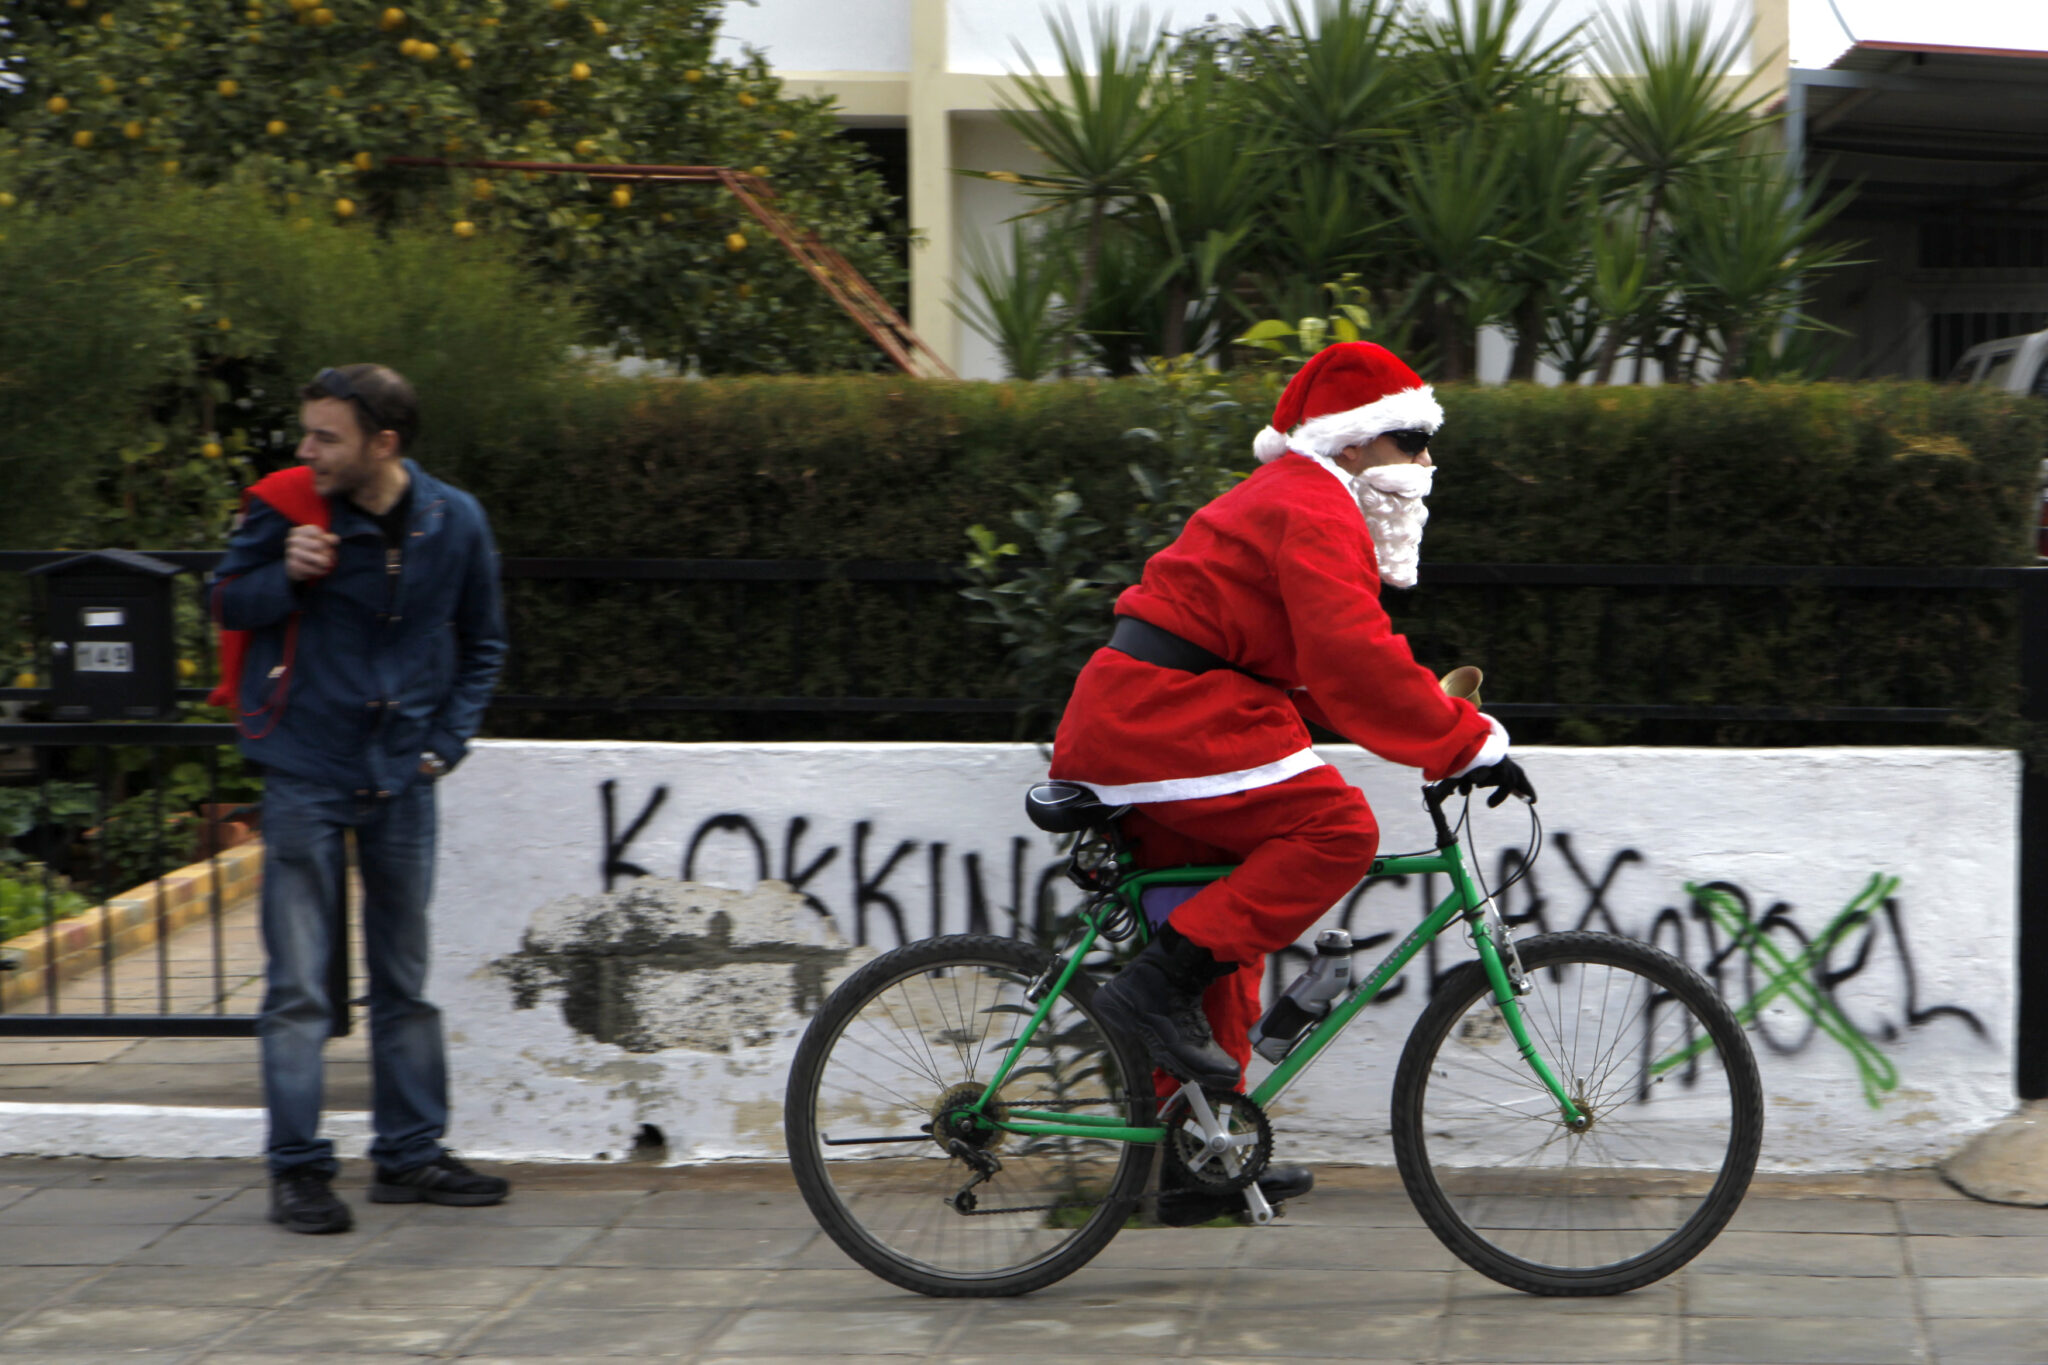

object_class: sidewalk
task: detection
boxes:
[0,1158,2043,1364]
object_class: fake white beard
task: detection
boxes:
[1357,464,1432,589]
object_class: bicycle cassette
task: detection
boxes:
[1159,1085,1272,1195]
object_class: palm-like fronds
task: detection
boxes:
[951,221,1073,381]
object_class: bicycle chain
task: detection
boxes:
[948,1093,1155,1217]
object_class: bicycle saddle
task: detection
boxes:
[1025,782,1130,834]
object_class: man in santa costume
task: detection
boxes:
[1049,341,1532,1221]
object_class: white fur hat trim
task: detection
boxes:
[1252,385,1444,463]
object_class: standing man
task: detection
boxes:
[213,364,509,1234]
[1050,342,1532,1222]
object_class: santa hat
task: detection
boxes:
[1252,342,1444,463]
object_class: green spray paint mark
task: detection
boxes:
[1656,873,1902,1108]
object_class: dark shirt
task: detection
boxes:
[360,482,414,549]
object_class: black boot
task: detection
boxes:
[1092,922,1241,1090]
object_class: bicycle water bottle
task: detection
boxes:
[1248,929,1353,1062]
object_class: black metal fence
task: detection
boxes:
[1,551,2043,1098]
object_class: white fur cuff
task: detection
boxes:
[1449,714,1510,778]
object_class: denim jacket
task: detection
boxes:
[212,461,508,796]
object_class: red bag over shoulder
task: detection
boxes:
[209,466,331,729]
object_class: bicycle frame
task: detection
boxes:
[975,816,1587,1147]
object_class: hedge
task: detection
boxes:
[421,376,2044,746]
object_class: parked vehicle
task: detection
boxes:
[1949,329,2048,555]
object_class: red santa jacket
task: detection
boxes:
[1049,453,1492,803]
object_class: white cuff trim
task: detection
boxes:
[1448,715,1510,778]
[1070,748,1327,805]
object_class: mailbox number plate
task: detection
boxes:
[75,642,134,673]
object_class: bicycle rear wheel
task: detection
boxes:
[1391,931,1763,1296]
[784,934,1155,1297]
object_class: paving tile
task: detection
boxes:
[1926,1315,2048,1365]
[212,1303,491,1355]
[353,1222,601,1268]
[1918,1275,2048,1318]
[0,1354,189,1365]
[314,1265,546,1307]
[0,1223,162,1265]
[459,1359,682,1365]
[47,1159,253,1189]
[2,1185,237,1225]
[197,1356,427,1365]
[527,1266,777,1310]
[0,1064,92,1090]
[1908,1235,2048,1277]
[1725,1198,1903,1234]
[1192,1309,1439,1359]
[1682,1272,1918,1317]
[618,1189,822,1228]
[404,1188,646,1228]
[572,1225,815,1269]
[115,1038,264,1064]
[0,1267,93,1313]
[0,1304,254,1353]
[1277,1193,1428,1228]
[704,1306,969,1356]
[1687,1231,1908,1277]
[1443,1313,1674,1361]
[122,1223,368,1267]
[61,1263,323,1308]
[1086,1226,1253,1270]
[1899,1201,2048,1237]
[465,1307,732,1358]
[0,1041,134,1064]
[1683,1315,1928,1364]
[1191,1225,1455,1272]
[1229,1268,1446,1314]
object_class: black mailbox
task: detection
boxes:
[27,550,185,721]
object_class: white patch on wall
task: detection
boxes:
[434,742,2018,1170]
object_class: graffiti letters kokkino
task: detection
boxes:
[594,780,1990,1107]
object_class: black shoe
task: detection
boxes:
[1093,923,1241,1090]
[368,1152,510,1207]
[1156,1163,1315,1227]
[268,1168,353,1235]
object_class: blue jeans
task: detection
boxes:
[259,772,446,1177]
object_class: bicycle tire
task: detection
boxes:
[1391,931,1763,1296]
[784,934,1155,1298]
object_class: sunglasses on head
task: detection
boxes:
[313,367,390,434]
[1384,428,1433,456]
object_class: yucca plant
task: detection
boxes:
[953,221,1073,381]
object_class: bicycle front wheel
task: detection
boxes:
[784,934,1155,1298]
[1391,931,1763,1296]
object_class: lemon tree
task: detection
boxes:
[0,0,902,373]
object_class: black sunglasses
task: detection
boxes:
[313,367,391,435]
[1384,428,1433,456]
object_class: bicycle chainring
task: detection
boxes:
[1159,1087,1272,1195]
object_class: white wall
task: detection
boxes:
[432,741,2018,1169]
[716,0,913,72]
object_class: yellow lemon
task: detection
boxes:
[683,68,702,83]
[658,210,673,223]
[549,0,568,10]
[97,12,114,29]
[471,177,493,198]
[570,61,591,80]
[736,91,757,108]
[453,220,476,238]
[216,317,232,331]
[777,129,796,142]
[178,658,199,679]
[456,55,472,70]
[334,197,356,217]
[414,42,438,61]
[326,85,343,99]
[218,79,239,97]
[589,18,607,35]
[312,8,333,24]
[379,6,405,30]
[13,673,36,689]
[736,282,752,300]
[574,138,598,157]
[162,159,180,174]
[748,164,767,177]
[725,232,747,252]
[266,119,288,136]
[72,129,94,148]
[199,442,223,460]
[352,150,373,171]
[610,186,631,208]
[399,37,421,56]
[123,120,142,139]
[45,95,69,114]
[0,193,16,209]
[97,76,118,94]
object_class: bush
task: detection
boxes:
[423,373,2043,746]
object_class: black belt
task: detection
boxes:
[1107,617,1281,688]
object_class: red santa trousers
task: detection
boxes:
[1120,763,1379,1095]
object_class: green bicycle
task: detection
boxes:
[784,777,1764,1298]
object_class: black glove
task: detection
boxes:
[1458,755,1536,808]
